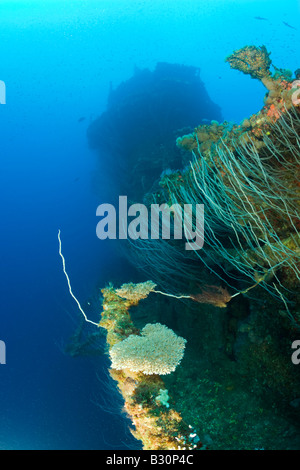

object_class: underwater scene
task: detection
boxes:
[1,0,300,452]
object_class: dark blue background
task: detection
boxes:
[0,0,299,450]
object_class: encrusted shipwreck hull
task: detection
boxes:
[100,282,202,450]
[99,46,300,450]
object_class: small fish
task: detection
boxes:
[78,116,86,123]
[283,21,297,30]
[254,16,268,21]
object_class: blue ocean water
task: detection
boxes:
[0,0,299,450]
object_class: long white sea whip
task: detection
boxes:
[58,229,99,327]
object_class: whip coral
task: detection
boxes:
[136,45,300,326]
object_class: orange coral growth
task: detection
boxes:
[267,104,282,121]
[190,285,232,308]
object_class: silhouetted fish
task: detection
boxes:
[283,21,297,30]
[254,16,268,21]
[78,116,86,123]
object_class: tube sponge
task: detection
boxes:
[109,322,186,375]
